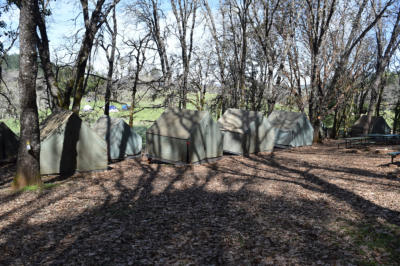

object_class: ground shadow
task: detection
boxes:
[0,160,353,264]
[0,149,399,264]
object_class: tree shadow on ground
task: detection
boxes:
[0,158,362,265]
[252,154,400,225]
[0,151,399,264]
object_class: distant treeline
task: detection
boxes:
[1,54,19,70]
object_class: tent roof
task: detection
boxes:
[93,115,123,137]
[147,108,208,139]
[40,110,75,141]
[218,108,266,134]
[268,110,308,131]
[352,115,389,129]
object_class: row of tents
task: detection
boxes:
[146,108,314,164]
[0,109,392,175]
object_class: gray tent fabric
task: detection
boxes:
[0,122,19,162]
[40,111,108,175]
[218,109,276,154]
[146,108,223,164]
[93,116,142,160]
[267,110,314,147]
[350,115,391,136]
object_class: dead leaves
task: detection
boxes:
[0,142,399,264]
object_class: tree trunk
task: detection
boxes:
[34,3,62,110]
[70,0,120,114]
[312,119,321,144]
[364,69,383,135]
[356,89,368,118]
[375,79,385,116]
[13,0,42,189]
[171,0,197,109]
[239,0,250,108]
[71,30,96,114]
[331,108,338,139]
[129,77,138,128]
[393,99,400,134]
[104,6,117,116]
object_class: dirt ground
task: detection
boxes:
[0,141,399,265]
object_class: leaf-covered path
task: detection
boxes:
[0,142,399,265]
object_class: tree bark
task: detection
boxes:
[104,5,117,116]
[171,0,197,109]
[13,0,42,189]
[363,3,400,135]
[375,77,386,116]
[34,1,63,110]
[203,0,228,116]
[393,99,400,134]
[71,0,120,114]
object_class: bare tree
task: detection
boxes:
[99,4,118,116]
[170,0,199,109]
[224,0,251,108]
[202,0,229,116]
[189,50,213,111]
[248,0,295,114]
[69,0,120,114]
[363,0,400,134]
[295,0,394,142]
[34,0,63,110]
[129,0,173,104]
[123,33,151,127]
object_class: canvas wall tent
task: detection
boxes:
[93,116,142,160]
[0,122,19,162]
[40,111,108,175]
[267,110,314,147]
[350,115,391,137]
[146,108,223,164]
[218,109,276,154]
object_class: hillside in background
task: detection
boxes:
[1,54,19,71]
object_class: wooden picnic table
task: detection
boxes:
[368,134,400,145]
[338,134,400,149]
[338,136,370,149]
[388,151,400,164]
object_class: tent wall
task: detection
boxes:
[268,111,313,147]
[350,115,391,136]
[146,134,188,163]
[372,121,391,135]
[40,114,107,175]
[108,121,142,159]
[221,131,247,155]
[221,125,275,154]
[274,130,293,146]
[189,115,223,162]
[288,115,313,146]
[257,123,276,152]
[76,122,108,171]
[219,112,276,154]
[93,116,142,160]
[146,110,223,164]
[0,122,19,162]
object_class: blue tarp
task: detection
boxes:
[122,104,130,110]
